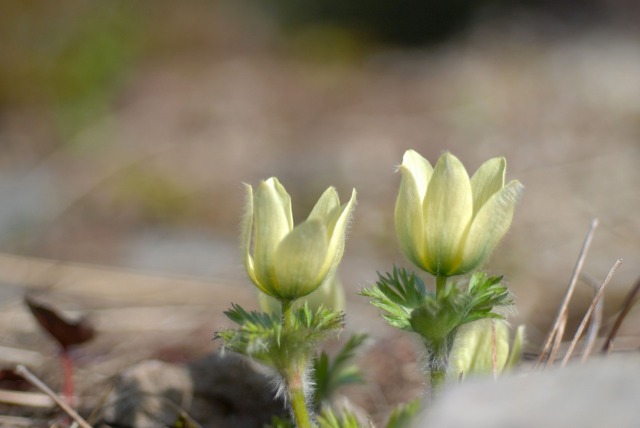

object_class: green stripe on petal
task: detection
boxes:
[424,153,473,275]
[470,157,506,216]
[395,166,428,270]
[253,178,294,290]
[273,220,329,299]
[457,180,524,274]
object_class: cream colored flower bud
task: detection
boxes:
[449,319,525,379]
[395,150,523,276]
[242,177,356,301]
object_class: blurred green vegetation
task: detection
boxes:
[0,2,143,147]
[284,24,373,64]
[0,0,622,155]
[112,165,198,225]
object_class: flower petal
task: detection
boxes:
[470,157,506,215]
[303,271,345,312]
[458,180,524,274]
[253,178,294,289]
[241,184,264,292]
[424,153,473,275]
[395,166,428,270]
[455,319,510,375]
[401,150,433,200]
[273,219,329,299]
[321,189,357,276]
[269,177,294,230]
[308,187,340,226]
[505,324,525,369]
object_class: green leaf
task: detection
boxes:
[313,334,367,408]
[215,303,344,369]
[264,415,295,428]
[224,303,277,327]
[385,399,421,428]
[359,266,431,331]
[410,298,464,343]
[460,272,512,325]
[317,407,361,428]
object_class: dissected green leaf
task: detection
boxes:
[215,303,344,369]
[263,415,295,428]
[360,266,432,331]
[361,268,512,346]
[460,272,512,325]
[385,399,421,428]
[313,334,367,408]
[317,407,361,428]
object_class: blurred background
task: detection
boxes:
[1,0,640,363]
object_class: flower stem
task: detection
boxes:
[281,299,294,329]
[288,369,313,428]
[430,367,446,396]
[435,275,447,300]
[60,349,75,407]
[429,338,450,398]
[279,299,313,427]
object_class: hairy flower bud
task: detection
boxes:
[242,177,356,301]
[449,320,525,379]
[395,150,523,276]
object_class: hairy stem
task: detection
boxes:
[287,367,312,428]
[279,299,313,427]
[429,338,450,397]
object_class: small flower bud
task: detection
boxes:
[242,177,356,301]
[449,319,525,379]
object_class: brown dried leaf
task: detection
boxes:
[0,368,30,391]
[24,295,95,350]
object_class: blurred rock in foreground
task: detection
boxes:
[422,354,640,428]
[101,352,287,428]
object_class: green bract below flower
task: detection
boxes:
[242,177,356,301]
[395,150,523,277]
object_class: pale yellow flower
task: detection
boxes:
[395,151,523,276]
[243,177,356,301]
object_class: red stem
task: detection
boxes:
[60,349,75,407]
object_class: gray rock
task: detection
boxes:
[101,353,287,428]
[421,354,640,428]
[187,352,287,428]
[102,360,193,428]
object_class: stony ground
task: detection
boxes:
[1,4,640,426]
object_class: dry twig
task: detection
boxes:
[561,259,622,367]
[545,311,567,368]
[14,365,92,428]
[579,273,605,362]
[534,218,598,368]
[602,276,640,353]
